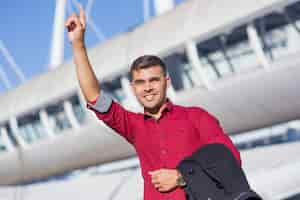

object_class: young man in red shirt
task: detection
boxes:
[66,6,241,200]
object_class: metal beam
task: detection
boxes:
[246,24,270,70]
[9,117,27,148]
[185,39,213,90]
[0,127,14,151]
[0,40,26,82]
[39,109,55,138]
[85,0,94,23]
[64,100,80,130]
[70,0,106,42]
[0,63,12,89]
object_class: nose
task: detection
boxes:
[144,81,153,92]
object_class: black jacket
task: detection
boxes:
[176,143,262,200]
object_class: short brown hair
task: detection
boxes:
[130,55,167,81]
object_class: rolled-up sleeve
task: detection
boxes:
[87,91,113,113]
[87,91,136,144]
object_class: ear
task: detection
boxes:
[130,81,137,94]
[166,76,171,88]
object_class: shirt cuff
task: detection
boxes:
[87,91,113,113]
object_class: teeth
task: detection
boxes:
[145,94,154,101]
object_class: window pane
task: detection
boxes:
[163,51,196,91]
[4,123,18,146]
[225,25,258,72]
[68,95,86,124]
[17,112,47,143]
[197,36,234,80]
[233,120,300,151]
[255,9,300,62]
[0,128,6,152]
[196,25,258,81]
[101,76,126,103]
[46,103,71,134]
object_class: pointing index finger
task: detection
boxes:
[78,3,86,29]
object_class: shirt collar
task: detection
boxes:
[143,99,174,120]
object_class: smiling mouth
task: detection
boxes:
[144,94,156,101]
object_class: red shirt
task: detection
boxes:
[88,98,241,200]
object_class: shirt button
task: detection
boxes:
[161,149,167,154]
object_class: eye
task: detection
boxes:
[149,77,161,83]
[133,80,145,86]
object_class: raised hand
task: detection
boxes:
[65,4,86,45]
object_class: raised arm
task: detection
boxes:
[65,5,100,102]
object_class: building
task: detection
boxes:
[0,0,300,199]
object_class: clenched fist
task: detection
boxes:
[148,168,181,193]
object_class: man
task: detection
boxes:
[65,6,241,200]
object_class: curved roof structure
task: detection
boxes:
[0,0,300,184]
[1,141,299,200]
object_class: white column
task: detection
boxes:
[143,0,151,22]
[64,101,80,130]
[246,24,270,70]
[9,117,27,148]
[39,109,55,138]
[49,0,67,69]
[153,0,174,15]
[0,127,14,151]
[185,39,213,90]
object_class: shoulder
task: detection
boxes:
[173,104,208,116]
[173,104,218,122]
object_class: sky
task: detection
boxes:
[0,0,185,93]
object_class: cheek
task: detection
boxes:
[158,83,167,93]
[133,87,143,97]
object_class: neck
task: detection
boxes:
[144,99,168,120]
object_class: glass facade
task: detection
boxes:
[101,76,126,103]
[68,95,86,124]
[17,111,47,143]
[233,121,300,151]
[46,103,72,134]
[0,123,18,150]
[0,126,7,151]
[163,50,197,91]
[0,130,6,152]
[255,5,300,62]
[196,25,257,81]
[158,2,300,85]
[0,93,89,146]
[4,123,18,146]
[284,192,300,200]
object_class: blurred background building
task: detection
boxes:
[0,0,300,199]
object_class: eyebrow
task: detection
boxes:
[133,79,145,84]
[133,76,162,83]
